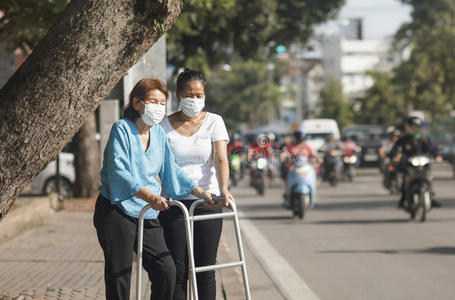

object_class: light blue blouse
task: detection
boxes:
[99,118,197,219]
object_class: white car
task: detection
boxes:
[298,118,341,151]
[26,152,75,198]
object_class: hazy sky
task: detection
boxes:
[318,0,413,40]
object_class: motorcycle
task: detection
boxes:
[403,155,432,222]
[383,161,399,195]
[323,150,342,186]
[286,157,316,219]
[251,157,267,195]
[229,153,242,187]
[342,153,358,182]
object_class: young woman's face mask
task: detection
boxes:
[178,80,206,117]
[180,97,205,117]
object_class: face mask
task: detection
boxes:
[180,97,205,117]
[138,99,165,126]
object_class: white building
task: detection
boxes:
[338,38,391,98]
[320,19,397,99]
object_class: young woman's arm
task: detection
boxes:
[213,140,235,207]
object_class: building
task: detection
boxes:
[321,18,396,99]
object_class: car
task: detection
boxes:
[429,130,455,177]
[342,125,385,166]
[24,151,75,198]
[298,118,341,151]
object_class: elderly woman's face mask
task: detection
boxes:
[138,98,166,126]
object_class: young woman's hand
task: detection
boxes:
[221,189,235,208]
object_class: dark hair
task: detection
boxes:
[176,68,207,94]
[123,78,169,121]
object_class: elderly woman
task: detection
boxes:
[93,78,213,300]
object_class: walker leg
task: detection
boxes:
[231,201,251,300]
[169,200,199,300]
[136,204,151,300]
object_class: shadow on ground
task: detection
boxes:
[314,199,397,211]
[319,246,455,255]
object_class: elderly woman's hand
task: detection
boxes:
[202,191,218,207]
[136,188,169,211]
[147,194,169,211]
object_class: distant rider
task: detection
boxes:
[340,136,361,157]
[281,130,322,208]
[320,134,342,181]
[248,133,274,185]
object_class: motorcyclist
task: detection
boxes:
[285,130,322,169]
[379,127,401,191]
[248,133,274,185]
[340,135,361,156]
[228,133,245,184]
[379,127,400,166]
[281,130,322,208]
[279,134,294,183]
[228,133,245,155]
[389,116,441,208]
[320,134,342,181]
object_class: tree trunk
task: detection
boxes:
[0,0,182,219]
[71,112,100,198]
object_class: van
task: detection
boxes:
[297,118,341,150]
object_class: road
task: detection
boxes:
[233,163,455,300]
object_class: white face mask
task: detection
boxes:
[180,97,205,117]
[138,99,165,126]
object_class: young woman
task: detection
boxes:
[93,78,214,300]
[159,69,234,300]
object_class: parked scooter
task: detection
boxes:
[403,155,432,222]
[285,157,316,219]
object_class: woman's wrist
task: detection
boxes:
[192,186,206,199]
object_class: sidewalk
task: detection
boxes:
[0,197,284,299]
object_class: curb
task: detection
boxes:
[0,194,57,243]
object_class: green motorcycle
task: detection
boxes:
[229,154,242,187]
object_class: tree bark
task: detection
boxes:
[71,112,100,198]
[0,0,182,219]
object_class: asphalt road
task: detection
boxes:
[233,162,455,300]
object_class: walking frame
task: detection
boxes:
[136,197,251,300]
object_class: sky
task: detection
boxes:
[318,0,413,40]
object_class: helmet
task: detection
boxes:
[266,132,276,141]
[293,130,306,142]
[256,133,269,146]
[386,126,400,137]
[406,116,423,128]
[386,126,396,135]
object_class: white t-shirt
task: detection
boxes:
[160,112,230,199]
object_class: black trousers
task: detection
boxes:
[158,201,222,300]
[93,194,176,300]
